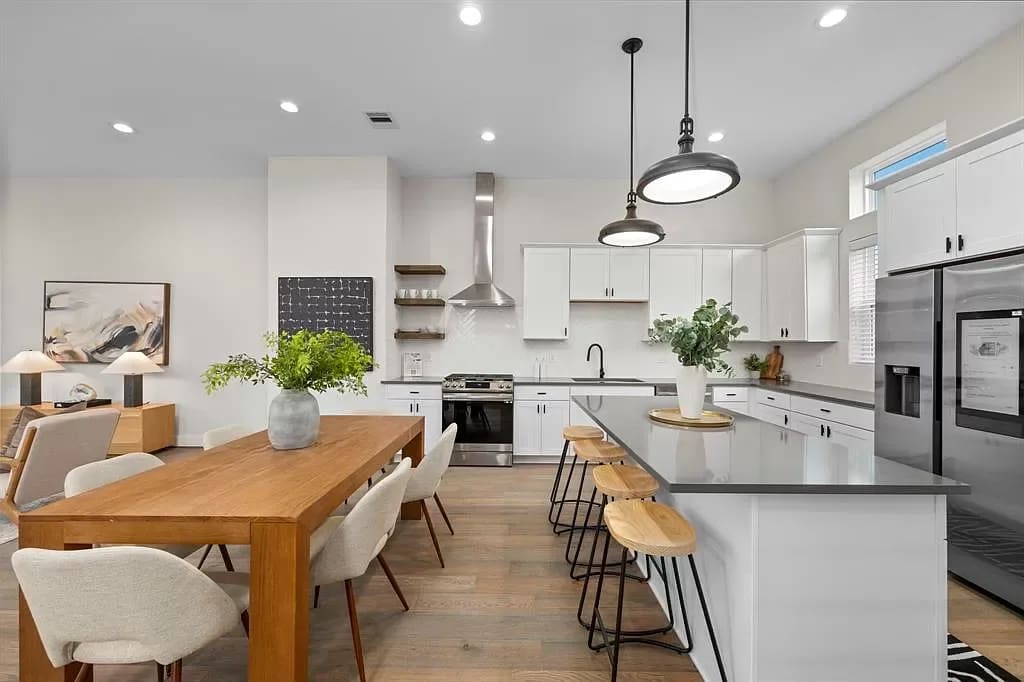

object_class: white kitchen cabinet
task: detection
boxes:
[649,248,702,323]
[879,160,957,273]
[956,129,1024,259]
[539,400,569,453]
[514,400,569,456]
[522,247,570,340]
[731,248,763,340]
[701,249,732,307]
[788,411,874,452]
[753,402,791,428]
[764,230,839,342]
[386,398,441,448]
[570,247,649,302]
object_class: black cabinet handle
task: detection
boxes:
[611,287,615,296]
[958,234,964,251]
[543,404,547,414]
[537,391,547,395]
[820,424,825,436]
[820,408,831,414]
[564,327,568,336]
[767,396,775,401]
[784,414,788,425]
[946,236,952,253]
[826,425,832,438]
[726,393,736,397]
[605,287,609,296]
[780,327,784,338]
[536,404,540,414]
[409,403,413,414]
[416,403,420,414]
[785,328,790,338]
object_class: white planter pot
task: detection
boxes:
[749,370,761,380]
[675,365,708,419]
[268,388,320,450]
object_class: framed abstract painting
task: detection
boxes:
[42,281,170,365]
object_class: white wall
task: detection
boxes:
[772,21,1024,390]
[0,178,268,444]
[395,177,779,379]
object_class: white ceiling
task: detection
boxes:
[2,1,1021,179]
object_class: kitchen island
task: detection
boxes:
[576,395,969,682]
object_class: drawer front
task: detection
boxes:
[790,395,873,431]
[752,402,790,428]
[384,384,442,401]
[712,386,749,403]
[569,385,655,397]
[515,385,571,401]
[756,389,791,410]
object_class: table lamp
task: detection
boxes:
[1,350,66,406]
[102,351,164,407]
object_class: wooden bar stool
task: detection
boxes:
[548,425,603,532]
[589,499,728,682]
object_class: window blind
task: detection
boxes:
[849,240,878,365]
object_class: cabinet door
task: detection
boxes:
[956,129,1024,259]
[417,400,442,449]
[880,160,956,273]
[764,238,802,340]
[570,248,610,300]
[701,249,732,307]
[608,250,650,301]
[731,248,763,340]
[386,398,415,416]
[752,402,790,428]
[523,247,570,339]
[789,412,824,439]
[649,248,702,323]
[514,401,542,454]
[825,420,874,452]
[539,401,570,454]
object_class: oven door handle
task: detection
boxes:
[443,394,513,402]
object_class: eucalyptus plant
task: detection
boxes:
[648,299,748,375]
[743,353,765,373]
[202,330,374,395]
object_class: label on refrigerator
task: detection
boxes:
[956,310,1024,438]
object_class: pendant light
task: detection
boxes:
[636,0,740,205]
[598,38,666,247]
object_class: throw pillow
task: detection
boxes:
[1,406,46,469]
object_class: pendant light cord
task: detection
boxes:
[628,47,636,203]
[677,0,695,151]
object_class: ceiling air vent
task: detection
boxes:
[365,111,398,129]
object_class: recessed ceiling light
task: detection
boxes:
[459,4,482,26]
[481,130,496,142]
[111,122,134,134]
[280,100,299,113]
[707,131,725,143]
[818,7,847,28]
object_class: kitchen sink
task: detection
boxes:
[570,377,644,383]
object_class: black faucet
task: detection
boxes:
[586,343,605,379]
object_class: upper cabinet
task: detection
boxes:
[522,247,570,340]
[649,248,701,322]
[569,248,649,302]
[878,126,1024,273]
[764,230,839,342]
[731,248,763,341]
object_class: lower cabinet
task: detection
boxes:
[787,412,874,451]
[514,400,569,456]
[386,398,442,448]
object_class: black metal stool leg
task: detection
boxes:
[610,546,629,682]
[689,554,728,681]
[547,439,570,525]
[551,453,578,533]
[562,460,589,561]
[670,557,694,652]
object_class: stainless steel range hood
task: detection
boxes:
[448,172,515,308]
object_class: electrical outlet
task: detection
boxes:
[816,354,824,368]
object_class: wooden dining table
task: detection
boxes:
[18,414,425,682]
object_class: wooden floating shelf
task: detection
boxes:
[394,265,446,276]
[394,298,446,306]
[395,331,446,340]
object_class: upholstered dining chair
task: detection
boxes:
[13,545,249,682]
[402,423,458,567]
[308,458,413,682]
[201,424,253,451]
[64,452,235,572]
[0,409,119,525]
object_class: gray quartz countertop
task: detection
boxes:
[575,395,968,495]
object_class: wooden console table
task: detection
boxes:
[1,402,176,455]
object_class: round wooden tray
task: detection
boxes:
[648,408,734,428]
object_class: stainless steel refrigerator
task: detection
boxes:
[876,252,1024,610]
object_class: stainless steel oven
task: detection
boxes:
[442,373,514,466]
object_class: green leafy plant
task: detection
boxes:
[648,299,748,375]
[743,353,765,373]
[202,330,374,395]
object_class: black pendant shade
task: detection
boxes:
[636,0,740,205]
[598,37,665,247]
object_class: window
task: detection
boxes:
[848,122,947,219]
[849,236,878,365]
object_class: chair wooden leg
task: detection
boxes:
[73,663,92,682]
[344,579,367,682]
[156,661,164,682]
[240,609,250,638]
[217,544,235,572]
[421,500,445,568]
[171,660,183,682]
[196,544,214,569]
[313,584,320,608]
[377,555,409,611]
[433,493,455,535]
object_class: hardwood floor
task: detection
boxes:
[1,450,1022,680]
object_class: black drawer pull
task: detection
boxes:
[726,393,737,397]
[766,396,775,401]
[820,408,831,413]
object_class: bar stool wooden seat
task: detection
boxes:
[560,441,633,567]
[589,499,728,682]
[548,425,604,531]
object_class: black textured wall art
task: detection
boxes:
[278,277,374,362]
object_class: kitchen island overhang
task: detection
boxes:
[574,395,969,682]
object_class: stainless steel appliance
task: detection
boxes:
[442,373,514,466]
[876,252,1024,609]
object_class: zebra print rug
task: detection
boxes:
[950,635,1020,681]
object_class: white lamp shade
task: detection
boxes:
[102,351,165,375]
[1,350,65,374]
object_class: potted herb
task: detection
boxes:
[743,353,765,380]
[649,300,747,418]
[203,330,373,450]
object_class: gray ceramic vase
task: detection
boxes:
[268,389,320,450]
